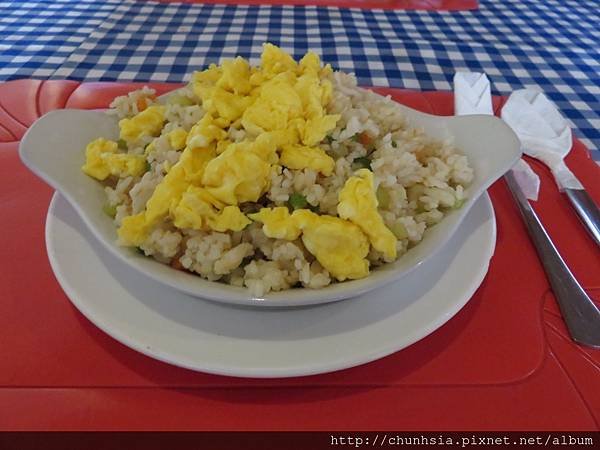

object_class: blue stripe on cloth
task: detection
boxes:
[0,0,120,78]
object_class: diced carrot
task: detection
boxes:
[170,257,184,270]
[136,97,148,112]
[358,131,372,146]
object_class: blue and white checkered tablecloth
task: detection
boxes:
[0,0,120,78]
[2,0,599,158]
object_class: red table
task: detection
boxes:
[0,80,599,430]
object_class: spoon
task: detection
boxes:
[501,89,600,247]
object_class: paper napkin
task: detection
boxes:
[501,89,582,191]
[453,72,541,200]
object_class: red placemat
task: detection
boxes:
[0,80,598,430]
[150,0,478,11]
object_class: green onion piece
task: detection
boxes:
[352,156,372,171]
[376,186,391,210]
[453,198,466,209]
[389,222,408,240]
[117,139,127,150]
[102,203,117,218]
[167,94,195,106]
[288,193,308,210]
[351,134,360,142]
[391,141,398,148]
[145,161,152,173]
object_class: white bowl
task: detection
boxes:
[20,92,520,307]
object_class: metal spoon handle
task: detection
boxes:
[505,171,600,348]
[564,188,600,247]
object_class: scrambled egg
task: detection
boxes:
[248,207,370,280]
[292,210,370,281]
[201,143,272,205]
[118,146,215,245]
[248,207,301,240]
[279,144,334,176]
[82,138,146,180]
[168,128,188,150]
[186,114,227,149]
[87,43,398,282]
[338,169,397,260]
[119,105,165,143]
[172,186,250,232]
[209,206,252,232]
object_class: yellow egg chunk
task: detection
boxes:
[212,88,253,122]
[279,144,334,176]
[119,105,165,143]
[248,207,301,241]
[202,144,272,205]
[241,80,303,135]
[117,146,215,245]
[216,139,232,155]
[178,145,217,185]
[105,154,147,178]
[117,212,148,247]
[249,131,298,164]
[209,206,252,232]
[295,82,322,122]
[82,138,146,180]
[144,141,155,156]
[145,168,187,223]
[301,114,340,147]
[172,186,222,230]
[168,128,188,150]
[192,64,222,100]
[186,114,227,149]
[291,210,370,281]
[337,169,397,260]
[261,43,297,78]
[298,52,321,76]
[81,138,118,180]
[216,57,252,95]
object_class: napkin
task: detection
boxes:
[454,72,494,116]
[453,72,541,200]
[501,89,583,191]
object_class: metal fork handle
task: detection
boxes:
[564,188,600,247]
[504,171,600,348]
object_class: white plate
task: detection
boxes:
[22,95,520,307]
[46,191,496,378]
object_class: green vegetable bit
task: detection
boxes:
[376,186,391,210]
[145,161,152,173]
[453,198,466,209]
[351,134,360,142]
[288,193,308,210]
[391,141,398,148]
[352,156,372,171]
[117,139,127,150]
[102,203,117,218]
[389,222,408,240]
